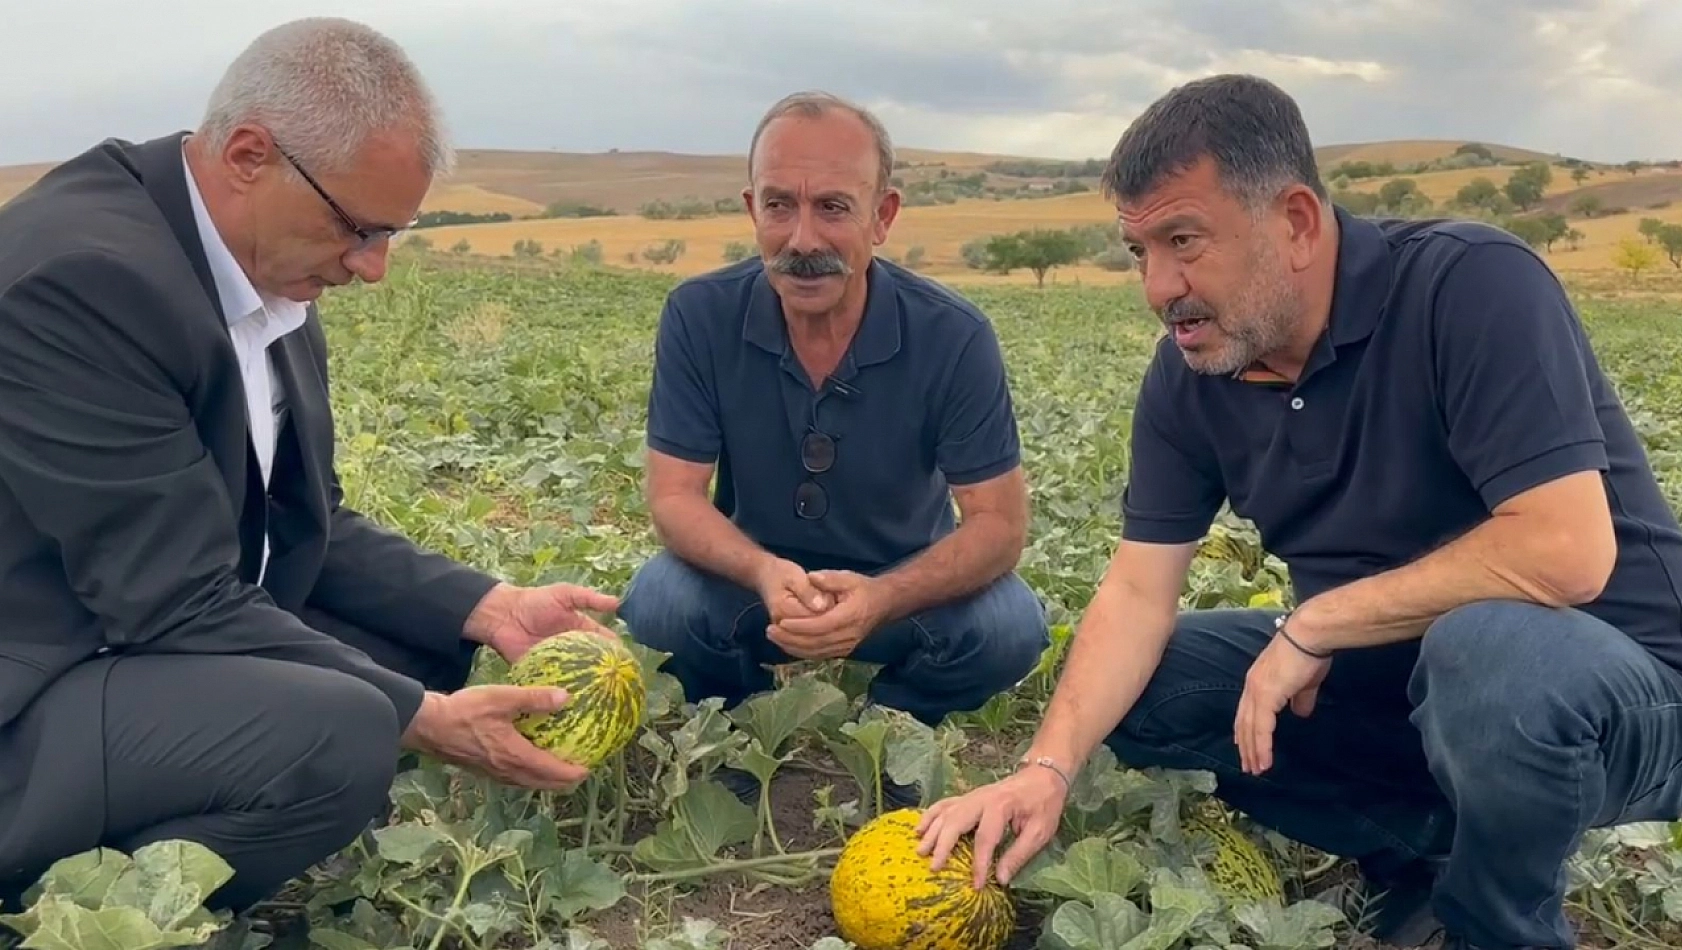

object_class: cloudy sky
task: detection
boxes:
[3,0,1678,168]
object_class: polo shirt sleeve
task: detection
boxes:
[1119,349,1225,543]
[644,293,721,464]
[1431,239,1608,510]
[935,321,1022,485]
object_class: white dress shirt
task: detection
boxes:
[180,145,309,580]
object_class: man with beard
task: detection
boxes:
[916,74,1682,950]
[618,91,1050,808]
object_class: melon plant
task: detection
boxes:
[828,808,1015,950]
[505,629,647,768]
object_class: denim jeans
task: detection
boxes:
[617,549,1050,726]
[1106,601,1682,949]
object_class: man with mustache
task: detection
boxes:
[917,74,1682,950]
[619,91,1050,807]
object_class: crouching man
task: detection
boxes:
[619,91,1050,808]
[917,74,1682,950]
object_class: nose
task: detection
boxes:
[787,203,824,253]
[343,240,390,284]
[1140,254,1188,314]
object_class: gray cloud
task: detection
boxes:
[0,0,1676,168]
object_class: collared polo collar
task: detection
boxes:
[743,258,903,381]
[1233,204,1391,386]
[1326,204,1392,347]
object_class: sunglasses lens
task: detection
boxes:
[801,432,835,472]
[795,480,828,519]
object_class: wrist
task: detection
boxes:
[860,573,904,624]
[1276,605,1334,658]
[400,691,447,751]
[463,582,517,644]
[1017,753,1074,792]
[749,554,784,594]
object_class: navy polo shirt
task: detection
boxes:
[645,256,1022,574]
[1122,205,1682,697]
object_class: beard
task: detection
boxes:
[1165,243,1303,376]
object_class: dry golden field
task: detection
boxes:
[4,138,1678,288]
[411,190,1127,277]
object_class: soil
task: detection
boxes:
[1539,171,1682,214]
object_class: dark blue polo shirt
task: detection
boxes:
[1121,205,1682,700]
[645,257,1022,574]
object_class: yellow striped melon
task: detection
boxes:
[828,808,1015,950]
[1185,804,1284,905]
[504,629,646,769]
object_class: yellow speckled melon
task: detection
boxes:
[504,630,646,769]
[829,808,1015,950]
[1185,804,1284,905]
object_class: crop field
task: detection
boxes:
[5,253,1682,950]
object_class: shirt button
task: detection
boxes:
[1290,397,1305,410]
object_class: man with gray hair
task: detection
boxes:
[0,18,617,913]
[618,90,1050,809]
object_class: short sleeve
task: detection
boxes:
[1119,349,1225,543]
[644,294,721,463]
[1431,240,1608,510]
[935,321,1022,485]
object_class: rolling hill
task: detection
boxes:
[2,137,1676,285]
[0,137,1622,215]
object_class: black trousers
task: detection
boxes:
[0,609,476,915]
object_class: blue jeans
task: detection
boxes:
[1106,601,1682,949]
[617,550,1050,726]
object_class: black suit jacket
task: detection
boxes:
[0,132,499,880]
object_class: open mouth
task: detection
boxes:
[1170,316,1212,343]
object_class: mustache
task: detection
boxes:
[1162,297,1216,325]
[769,248,850,279]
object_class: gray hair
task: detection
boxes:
[747,90,895,193]
[1101,73,1325,215]
[198,17,453,178]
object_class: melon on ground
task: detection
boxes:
[1186,803,1285,905]
[828,808,1015,950]
[504,629,646,769]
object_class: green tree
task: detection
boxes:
[1504,162,1552,210]
[1455,177,1500,209]
[1655,224,1682,269]
[981,229,1088,287]
[1378,178,1419,210]
[1570,194,1602,218]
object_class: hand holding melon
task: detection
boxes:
[467,581,622,667]
[503,628,648,771]
[401,686,591,792]
[831,808,1016,950]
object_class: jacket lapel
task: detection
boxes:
[260,318,331,605]
[125,132,269,584]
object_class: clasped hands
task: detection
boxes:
[403,580,621,793]
[757,558,887,661]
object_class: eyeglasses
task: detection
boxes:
[274,142,417,251]
[794,427,836,519]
